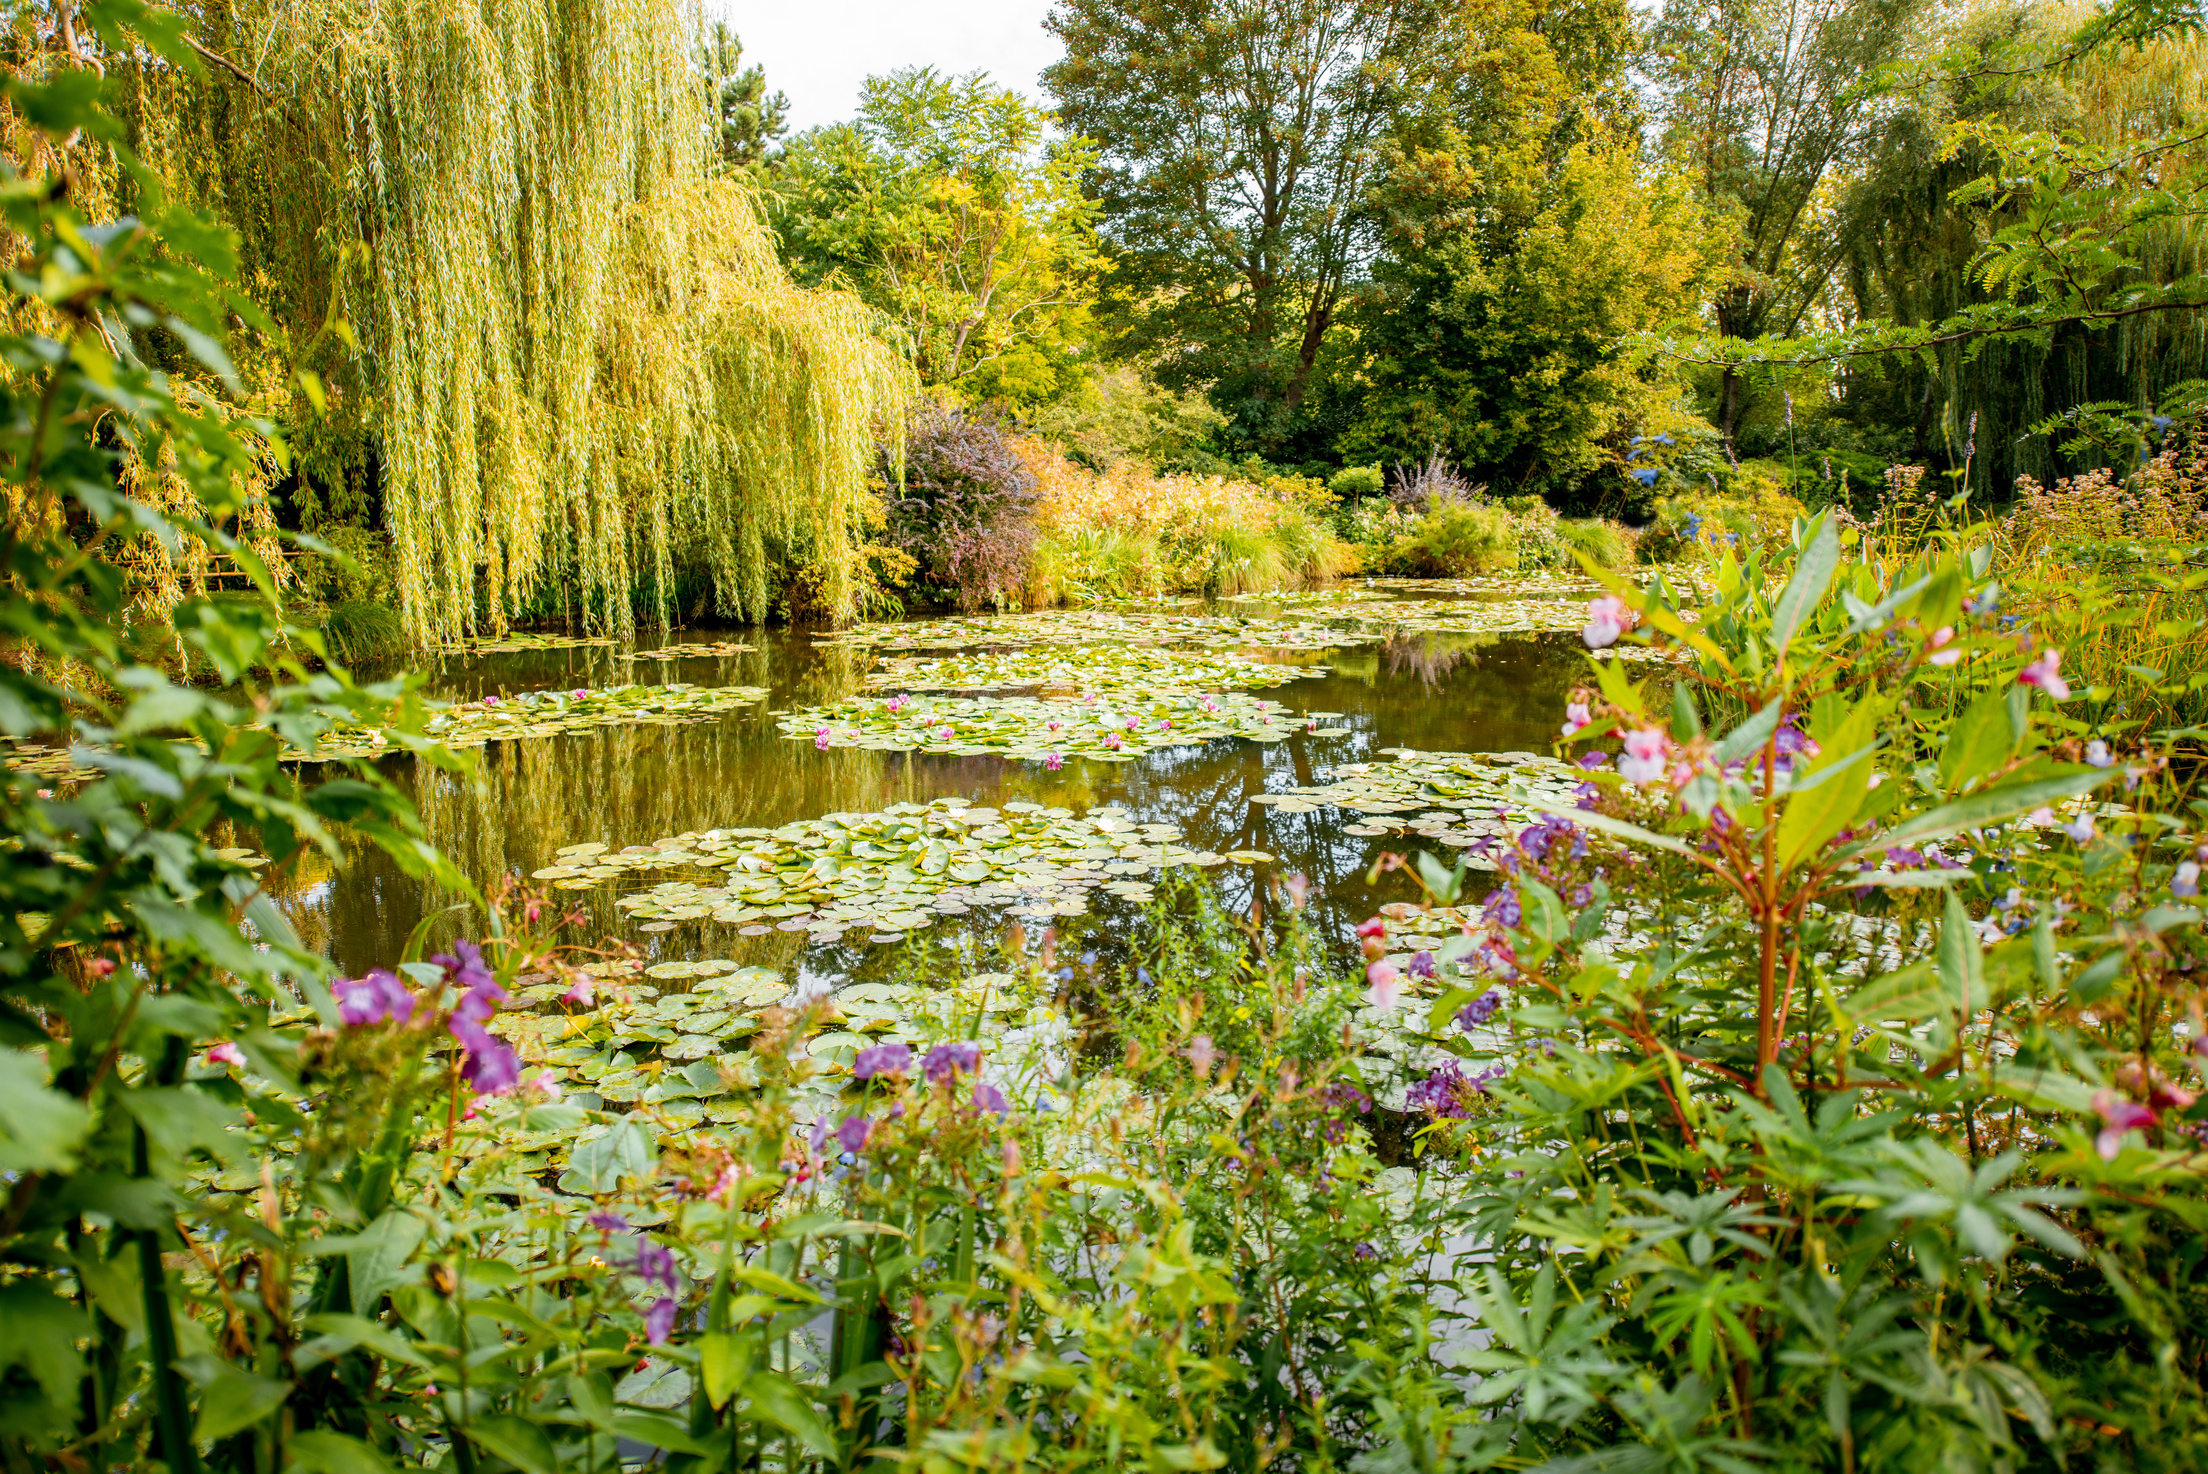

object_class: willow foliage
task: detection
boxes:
[118,0,912,644]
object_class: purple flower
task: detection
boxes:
[1577,751,1610,770]
[1481,887,1522,929]
[924,1041,982,1083]
[588,1211,632,1233]
[433,939,500,1004]
[853,1042,914,1080]
[835,1115,874,1153]
[1573,780,1600,810]
[1405,1060,1506,1118]
[645,1296,677,1345]
[1454,990,1503,1032]
[1407,951,1437,980]
[335,969,416,1027]
[634,1239,680,1296]
[972,1081,1010,1116]
[450,1014,522,1095]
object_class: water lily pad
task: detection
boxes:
[1254,748,1585,857]
[863,644,1323,695]
[295,682,769,761]
[783,690,1302,760]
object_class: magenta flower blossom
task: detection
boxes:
[1366,959,1403,1009]
[563,975,596,1007]
[1125,715,1141,732]
[645,1297,677,1345]
[2093,1089,2157,1160]
[1045,752,1064,771]
[1355,916,1387,940]
[815,727,832,750]
[1284,873,1310,909]
[480,695,502,707]
[452,1018,522,1095]
[835,1115,874,1153]
[923,1041,982,1082]
[2018,648,2070,700]
[336,969,416,1027]
[1103,733,1124,750]
[937,725,955,740]
[204,1041,246,1069]
[1582,595,1630,649]
[854,1042,913,1079]
[886,694,910,714]
[1561,701,1591,737]
[1046,719,1061,731]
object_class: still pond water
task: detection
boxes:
[281,600,1588,984]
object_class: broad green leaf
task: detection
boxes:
[1937,690,2023,792]
[702,1331,754,1408]
[287,1431,398,1474]
[1771,515,1840,655]
[1712,696,1783,767]
[1776,695,1882,869]
[1839,961,1955,1023]
[1867,768,2116,851]
[194,1364,293,1441]
[743,1371,839,1458]
[467,1413,562,1474]
[1936,891,1984,1014]
[0,1049,91,1174]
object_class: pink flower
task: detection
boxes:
[522,1071,561,1102]
[2093,1089,2157,1161]
[572,687,588,698]
[1047,720,1061,731]
[1158,718,1172,730]
[886,695,909,714]
[2018,649,2070,701]
[1125,716,1141,732]
[480,695,502,707]
[1356,916,1388,940]
[562,975,596,1007]
[1044,752,1064,771]
[204,1042,246,1070]
[1582,595,1632,650]
[1285,873,1310,909]
[1104,733,1123,750]
[1200,696,1219,712]
[1366,959,1403,1008]
[814,727,831,750]
[1925,626,1961,666]
[1186,1034,1215,1078]
[1618,727,1671,785]
[937,726,955,740]
[1562,701,1591,737]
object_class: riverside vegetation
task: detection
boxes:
[11,0,2208,1471]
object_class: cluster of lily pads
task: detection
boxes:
[437,632,618,655]
[1252,747,1584,853]
[636,641,757,660]
[781,689,1313,762]
[529,797,1271,944]
[860,644,1321,694]
[1341,598,1591,637]
[299,682,770,761]
[817,608,1389,653]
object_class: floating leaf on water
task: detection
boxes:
[783,688,1303,761]
[293,682,769,762]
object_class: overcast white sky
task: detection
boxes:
[706,0,1064,132]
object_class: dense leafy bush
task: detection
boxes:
[880,402,1041,611]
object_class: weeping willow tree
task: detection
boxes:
[105,0,912,644]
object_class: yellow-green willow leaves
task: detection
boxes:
[112,0,914,646]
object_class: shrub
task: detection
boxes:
[1558,515,1633,569]
[321,598,409,664]
[881,401,1040,611]
[1398,498,1517,574]
[1388,451,1483,508]
[1329,463,1384,501]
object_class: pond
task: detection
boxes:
[279,588,1598,986]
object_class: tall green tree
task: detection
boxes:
[700,21,788,174]
[1650,0,1931,439]
[773,69,1101,409]
[1043,0,1440,449]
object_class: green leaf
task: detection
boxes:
[1712,696,1784,767]
[1937,690,2023,792]
[1839,961,1956,1023]
[742,1371,839,1459]
[702,1331,753,1408]
[559,1119,657,1194]
[192,1364,293,1441]
[0,1284,86,1405]
[467,1413,562,1474]
[286,1431,399,1474]
[334,1212,426,1314]
[1936,892,1984,1015]
[1776,696,1881,869]
[1771,514,1840,655]
[1869,768,2116,851]
[0,1049,91,1174]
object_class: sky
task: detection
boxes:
[707,0,1064,133]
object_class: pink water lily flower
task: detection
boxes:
[814,727,831,750]
[572,687,589,698]
[1045,752,1064,771]
[1103,733,1124,751]
[2018,648,2070,700]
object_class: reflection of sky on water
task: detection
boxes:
[270,601,1590,979]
